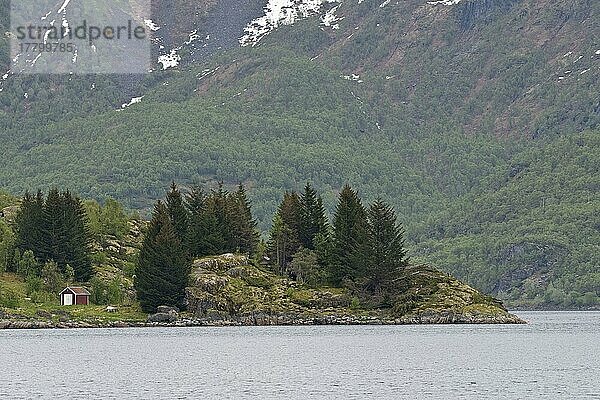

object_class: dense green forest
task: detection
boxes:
[135,183,408,311]
[1,184,411,314]
[0,0,598,308]
[0,189,133,307]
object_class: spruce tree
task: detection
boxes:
[279,191,302,244]
[135,201,190,312]
[268,192,302,274]
[14,190,45,262]
[16,189,92,281]
[186,185,207,257]
[208,182,233,252]
[364,199,409,293]
[166,182,190,251]
[186,186,224,257]
[40,188,65,266]
[330,184,368,285]
[299,183,328,250]
[229,184,260,255]
[60,191,93,281]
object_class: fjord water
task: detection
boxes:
[1,312,598,399]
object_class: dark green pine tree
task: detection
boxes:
[364,199,409,293]
[208,182,233,252]
[330,184,368,285]
[267,192,302,273]
[135,201,190,312]
[279,191,302,242]
[39,188,65,266]
[186,185,206,257]
[299,183,329,250]
[186,186,224,257]
[37,189,92,281]
[14,190,45,262]
[60,191,93,281]
[165,182,189,251]
[228,184,260,255]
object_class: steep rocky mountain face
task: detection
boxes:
[0,0,598,308]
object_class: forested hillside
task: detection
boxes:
[0,0,598,308]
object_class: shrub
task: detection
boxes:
[41,261,65,294]
[30,290,56,304]
[18,250,38,277]
[289,249,326,288]
[25,275,44,295]
[90,277,108,305]
[90,276,125,305]
[0,288,20,308]
[106,277,124,305]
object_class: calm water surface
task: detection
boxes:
[1,311,599,399]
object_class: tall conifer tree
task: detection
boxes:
[268,192,302,273]
[14,190,44,260]
[39,188,64,266]
[299,183,328,250]
[16,189,92,281]
[186,186,225,257]
[60,191,92,281]
[166,181,189,252]
[330,184,368,284]
[279,191,302,245]
[208,182,233,252]
[135,201,190,312]
[364,199,409,293]
[229,184,260,255]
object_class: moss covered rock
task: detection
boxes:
[185,255,524,325]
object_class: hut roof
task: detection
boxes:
[60,287,91,296]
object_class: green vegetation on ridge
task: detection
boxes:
[0,0,598,309]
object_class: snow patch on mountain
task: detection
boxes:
[240,0,339,46]
[322,5,343,29]
[427,0,463,5]
[158,49,182,70]
[121,96,144,109]
[342,73,362,83]
[144,19,161,31]
[157,31,201,70]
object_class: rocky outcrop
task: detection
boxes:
[147,306,179,323]
[185,255,525,325]
[456,0,521,31]
[0,256,524,329]
[0,205,19,223]
[0,320,53,329]
[147,312,178,323]
[156,305,179,314]
[492,242,563,294]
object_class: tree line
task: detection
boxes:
[136,182,409,312]
[12,189,92,282]
[135,182,260,312]
[4,183,409,312]
[269,183,409,293]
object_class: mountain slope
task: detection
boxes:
[0,0,598,308]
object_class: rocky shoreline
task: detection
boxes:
[1,255,529,330]
[0,310,525,329]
